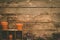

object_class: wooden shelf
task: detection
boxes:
[0,29,22,31]
[0,6,59,8]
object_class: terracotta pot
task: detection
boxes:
[1,21,8,30]
[9,34,13,40]
[16,23,23,30]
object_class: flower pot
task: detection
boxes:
[9,34,13,40]
[1,21,8,30]
[16,23,23,31]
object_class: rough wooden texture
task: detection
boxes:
[0,0,60,36]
